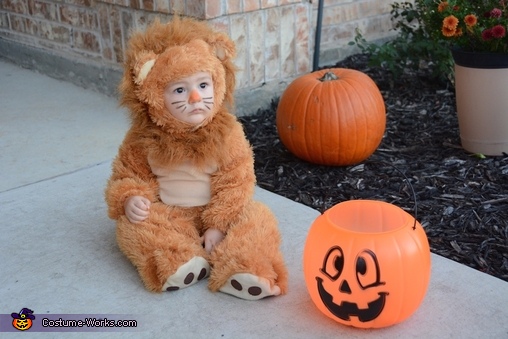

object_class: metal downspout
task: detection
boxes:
[312,0,324,71]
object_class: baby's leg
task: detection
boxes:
[116,203,209,292]
[208,201,288,300]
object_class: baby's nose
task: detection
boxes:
[188,89,201,104]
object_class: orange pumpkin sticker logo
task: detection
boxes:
[11,308,35,331]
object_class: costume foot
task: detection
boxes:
[219,273,281,300]
[162,256,210,292]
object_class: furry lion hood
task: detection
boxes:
[119,17,237,132]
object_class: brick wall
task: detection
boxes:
[0,0,397,110]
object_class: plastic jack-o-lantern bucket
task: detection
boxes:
[303,200,431,329]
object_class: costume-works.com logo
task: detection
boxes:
[10,308,35,331]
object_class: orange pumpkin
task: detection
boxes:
[276,68,386,166]
[303,200,431,328]
[12,318,32,331]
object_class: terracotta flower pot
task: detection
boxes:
[452,49,508,156]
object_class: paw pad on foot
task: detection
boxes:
[220,273,281,300]
[230,279,263,297]
[162,257,210,292]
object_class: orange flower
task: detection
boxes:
[464,14,477,27]
[437,1,448,12]
[443,15,459,30]
[442,25,456,37]
[409,0,508,53]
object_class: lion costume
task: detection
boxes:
[105,17,288,300]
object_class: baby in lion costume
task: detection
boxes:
[105,16,288,300]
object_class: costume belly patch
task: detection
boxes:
[149,158,217,207]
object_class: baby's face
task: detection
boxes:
[164,72,214,126]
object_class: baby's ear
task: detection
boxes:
[132,50,158,85]
[208,33,236,61]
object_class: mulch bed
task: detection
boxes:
[239,54,508,282]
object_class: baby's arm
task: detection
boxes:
[124,196,151,223]
[105,131,158,220]
[201,122,256,233]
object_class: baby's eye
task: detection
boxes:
[174,87,185,94]
[199,82,209,89]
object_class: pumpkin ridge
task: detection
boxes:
[350,79,369,161]
[277,79,313,156]
[315,83,325,164]
[322,77,340,164]
[299,80,319,160]
[338,79,359,163]
[407,226,431,301]
[387,234,405,323]
[328,80,340,164]
[348,74,385,160]
[359,77,378,160]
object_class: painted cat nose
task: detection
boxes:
[188,89,201,103]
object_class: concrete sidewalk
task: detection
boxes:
[1,59,507,338]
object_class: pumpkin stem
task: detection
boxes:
[318,71,339,82]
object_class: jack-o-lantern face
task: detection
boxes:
[12,317,32,331]
[303,200,431,328]
[317,246,388,322]
[11,308,35,331]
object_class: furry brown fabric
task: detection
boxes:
[105,17,288,297]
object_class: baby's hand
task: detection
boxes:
[124,196,151,223]
[201,228,225,254]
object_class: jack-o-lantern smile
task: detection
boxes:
[316,245,389,322]
[317,277,387,322]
